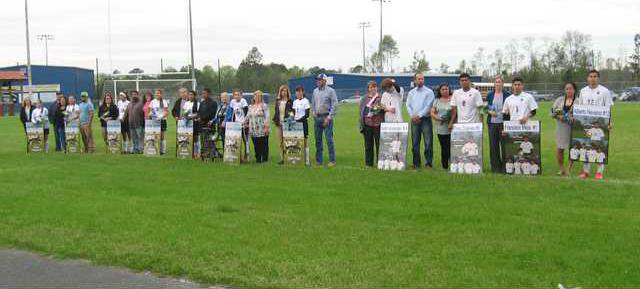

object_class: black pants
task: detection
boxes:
[488,122,504,173]
[252,136,269,163]
[437,134,451,169]
[363,125,380,167]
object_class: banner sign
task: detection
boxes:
[65,121,81,153]
[570,105,610,164]
[282,120,305,166]
[144,120,161,156]
[377,122,409,171]
[25,122,44,153]
[450,123,483,174]
[106,120,122,154]
[503,120,542,176]
[223,122,242,164]
[176,119,194,159]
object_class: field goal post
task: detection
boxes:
[102,72,196,102]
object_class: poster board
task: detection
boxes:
[25,122,44,153]
[570,105,610,165]
[176,119,194,159]
[377,122,409,171]
[282,120,305,166]
[503,120,542,176]
[106,120,122,154]
[144,120,161,156]
[223,122,242,164]
[65,121,81,153]
[450,123,483,174]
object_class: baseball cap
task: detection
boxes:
[315,73,328,80]
[80,91,89,97]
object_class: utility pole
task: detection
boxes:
[107,0,113,73]
[217,59,222,93]
[24,0,33,99]
[372,0,389,72]
[188,0,196,90]
[37,34,54,66]
[358,22,370,73]
[160,58,164,72]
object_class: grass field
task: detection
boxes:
[1,102,639,288]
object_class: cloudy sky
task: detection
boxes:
[2,0,638,74]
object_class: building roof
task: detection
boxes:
[0,71,26,80]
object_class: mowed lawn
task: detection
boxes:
[0,102,639,288]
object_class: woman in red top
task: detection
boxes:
[359,81,384,167]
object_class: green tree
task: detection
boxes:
[409,50,430,73]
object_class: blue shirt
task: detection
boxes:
[406,86,435,118]
[312,85,338,118]
[79,101,94,125]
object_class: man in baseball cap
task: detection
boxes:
[78,91,95,153]
[311,73,338,167]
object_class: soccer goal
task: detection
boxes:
[101,73,196,101]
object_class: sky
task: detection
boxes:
[2,0,639,74]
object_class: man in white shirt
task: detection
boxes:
[117,92,131,153]
[462,140,479,157]
[577,70,613,180]
[579,147,587,162]
[586,123,605,142]
[505,161,514,174]
[530,163,540,175]
[587,149,598,163]
[502,77,538,124]
[521,162,531,175]
[569,146,580,161]
[150,89,169,154]
[520,135,534,155]
[230,89,250,162]
[596,149,606,164]
[514,161,522,175]
[451,73,484,124]
[450,161,458,173]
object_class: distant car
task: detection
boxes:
[619,87,640,101]
[339,96,360,104]
[526,91,554,102]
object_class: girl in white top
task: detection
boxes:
[65,96,80,124]
[151,89,169,154]
[380,78,403,123]
[117,92,131,153]
[292,86,311,165]
[31,99,50,152]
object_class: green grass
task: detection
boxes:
[0,102,639,288]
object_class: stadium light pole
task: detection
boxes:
[372,0,389,72]
[188,0,196,90]
[37,34,54,66]
[358,22,370,72]
[24,0,33,99]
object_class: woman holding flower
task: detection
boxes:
[272,85,294,164]
[431,83,455,170]
[359,81,384,167]
[551,82,576,176]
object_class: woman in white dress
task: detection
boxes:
[380,78,403,123]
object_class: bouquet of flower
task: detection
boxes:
[551,107,564,120]
[439,110,451,122]
[371,104,385,115]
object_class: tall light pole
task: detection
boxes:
[24,0,33,99]
[372,0,389,72]
[37,34,54,66]
[107,0,113,73]
[188,0,196,90]
[358,22,370,72]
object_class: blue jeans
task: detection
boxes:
[411,117,433,167]
[55,126,66,151]
[314,115,336,164]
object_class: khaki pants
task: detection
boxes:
[80,123,95,153]
[277,125,284,162]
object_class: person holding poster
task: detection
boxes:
[19,97,34,134]
[431,84,454,170]
[406,73,435,169]
[450,123,483,175]
[360,81,384,167]
[171,88,188,122]
[292,86,311,165]
[551,82,576,176]
[312,74,338,167]
[117,92,131,153]
[577,69,613,180]
[380,78,403,123]
[215,92,229,150]
[451,73,484,124]
[197,88,219,160]
[191,90,202,159]
[272,85,294,165]
[486,76,511,173]
[126,91,145,154]
[247,90,271,163]
[98,93,118,147]
[53,96,67,152]
[143,91,153,120]
[78,92,95,153]
[31,99,50,152]
[150,89,169,155]
[226,89,250,162]
[502,77,538,124]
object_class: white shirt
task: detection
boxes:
[464,163,475,174]
[522,162,531,175]
[391,140,402,153]
[150,99,168,120]
[596,152,606,163]
[505,162,514,174]
[181,100,194,116]
[570,148,579,160]
[117,100,130,121]
[292,98,311,121]
[520,141,534,154]
[230,98,249,123]
[451,88,484,123]
[450,163,458,173]
[587,150,598,163]
[472,163,481,174]
[530,164,539,175]
[457,162,465,174]
[579,148,587,162]
[502,92,538,121]
[578,85,613,107]
[31,107,49,129]
[586,127,605,141]
[65,104,80,122]
[514,162,522,174]
[381,91,403,123]
[462,142,479,157]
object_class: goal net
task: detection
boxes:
[102,75,196,102]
